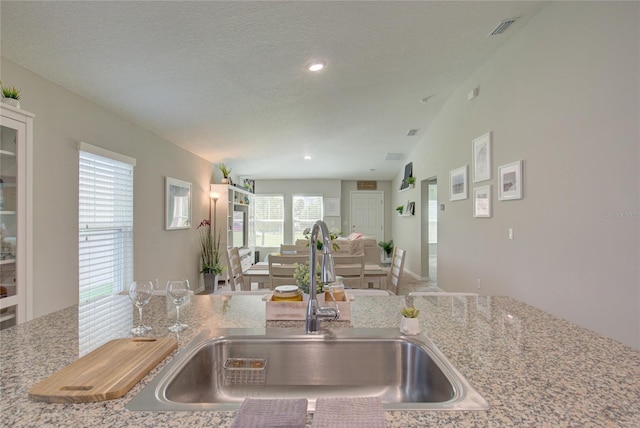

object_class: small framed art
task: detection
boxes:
[449,165,468,201]
[473,185,492,218]
[498,161,523,200]
[472,131,492,183]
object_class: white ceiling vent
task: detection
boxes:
[385,153,405,161]
[489,18,518,36]
[406,129,419,137]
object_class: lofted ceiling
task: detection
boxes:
[1,1,545,181]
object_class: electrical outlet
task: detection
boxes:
[476,278,481,289]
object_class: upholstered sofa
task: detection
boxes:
[292,232,380,264]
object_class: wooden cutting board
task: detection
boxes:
[28,337,177,403]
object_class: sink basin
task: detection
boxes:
[126,328,488,411]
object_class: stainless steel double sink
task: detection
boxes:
[126,328,488,411]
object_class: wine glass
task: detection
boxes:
[167,279,190,332]
[129,281,154,336]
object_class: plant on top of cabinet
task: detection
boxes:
[0,81,21,108]
[218,163,232,184]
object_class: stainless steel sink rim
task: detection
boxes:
[126,328,489,412]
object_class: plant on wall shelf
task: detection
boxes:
[405,176,416,185]
[396,205,404,215]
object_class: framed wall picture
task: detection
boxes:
[473,185,492,218]
[472,131,492,183]
[243,178,255,193]
[399,162,413,190]
[498,161,523,200]
[449,165,468,201]
[165,177,192,230]
[324,198,340,216]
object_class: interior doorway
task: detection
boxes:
[349,191,384,240]
[420,177,438,283]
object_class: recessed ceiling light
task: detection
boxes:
[304,155,312,160]
[307,62,325,72]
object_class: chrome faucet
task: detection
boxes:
[305,220,339,333]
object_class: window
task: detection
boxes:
[78,143,135,303]
[254,194,284,247]
[292,195,323,242]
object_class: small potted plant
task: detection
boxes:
[405,176,416,188]
[378,239,393,264]
[1,81,21,109]
[218,163,232,184]
[396,205,404,215]
[400,306,420,335]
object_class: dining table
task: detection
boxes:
[243,260,388,291]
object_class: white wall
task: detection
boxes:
[393,2,640,348]
[1,59,214,318]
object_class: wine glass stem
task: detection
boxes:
[138,306,144,327]
[175,305,180,324]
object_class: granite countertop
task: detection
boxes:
[2,294,639,427]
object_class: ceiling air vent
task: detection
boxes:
[406,129,419,137]
[489,18,518,36]
[385,153,405,161]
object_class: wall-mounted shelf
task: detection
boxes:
[398,184,415,193]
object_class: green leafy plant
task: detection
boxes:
[218,163,232,178]
[396,205,404,215]
[0,81,20,100]
[401,306,420,318]
[293,262,322,294]
[302,227,340,251]
[405,176,416,185]
[196,219,225,275]
[377,240,394,257]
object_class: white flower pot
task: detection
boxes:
[400,317,420,335]
[2,98,20,109]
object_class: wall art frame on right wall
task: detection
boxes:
[498,160,523,200]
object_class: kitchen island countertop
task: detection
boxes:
[2,294,639,427]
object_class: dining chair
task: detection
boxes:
[346,289,391,296]
[268,254,309,288]
[279,244,308,255]
[386,247,406,295]
[227,247,246,291]
[333,254,365,289]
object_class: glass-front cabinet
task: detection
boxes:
[0,104,33,330]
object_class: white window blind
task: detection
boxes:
[78,145,135,352]
[292,195,323,242]
[254,194,284,247]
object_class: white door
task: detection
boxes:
[349,191,384,240]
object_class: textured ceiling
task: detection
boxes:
[1,1,545,180]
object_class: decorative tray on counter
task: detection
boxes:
[262,291,353,321]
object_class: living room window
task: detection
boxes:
[292,195,324,242]
[78,143,135,304]
[254,194,284,247]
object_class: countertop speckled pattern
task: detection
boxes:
[2,294,639,427]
